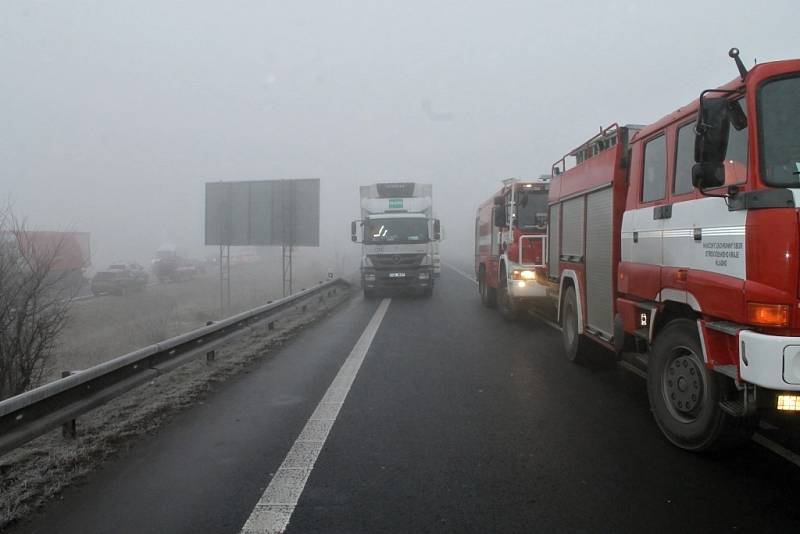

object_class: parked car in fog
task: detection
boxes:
[90,262,148,296]
[152,244,197,282]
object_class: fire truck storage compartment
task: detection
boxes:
[548,203,560,279]
[585,187,614,336]
[560,196,585,261]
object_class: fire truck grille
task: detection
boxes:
[368,254,425,269]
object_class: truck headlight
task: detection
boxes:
[420,254,432,266]
[418,272,430,280]
[511,269,536,281]
[362,256,373,268]
[364,273,376,282]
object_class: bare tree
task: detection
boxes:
[0,207,76,400]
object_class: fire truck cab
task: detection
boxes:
[545,50,800,450]
[475,177,549,319]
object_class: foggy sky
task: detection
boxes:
[1,0,796,271]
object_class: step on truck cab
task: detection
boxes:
[543,49,800,450]
[475,177,550,319]
[351,182,441,298]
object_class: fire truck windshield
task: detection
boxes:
[515,191,548,229]
[365,218,429,244]
[759,74,800,187]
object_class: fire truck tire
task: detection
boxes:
[647,319,729,451]
[497,273,518,321]
[479,268,496,308]
[561,285,587,363]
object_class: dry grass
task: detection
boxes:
[0,286,351,531]
[48,262,326,380]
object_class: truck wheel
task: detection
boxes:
[561,285,587,363]
[497,269,518,321]
[422,287,433,298]
[479,267,496,308]
[647,319,728,451]
[363,288,375,299]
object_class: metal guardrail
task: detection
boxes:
[0,278,348,457]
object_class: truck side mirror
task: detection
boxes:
[692,97,730,190]
[493,205,507,228]
[350,221,357,242]
[433,219,441,240]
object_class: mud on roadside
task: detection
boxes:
[0,284,352,531]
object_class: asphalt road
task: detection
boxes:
[11,265,800,533]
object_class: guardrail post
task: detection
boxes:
[61,371,78,440]
[268,321,275,331]
[302,304,307,313]
[205,321,216,363]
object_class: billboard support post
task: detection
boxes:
[218,244,231,319]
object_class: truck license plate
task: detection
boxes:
[389,272,406,278]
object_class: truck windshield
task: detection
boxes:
[365,218,429,243]
[759,75,800,187]
[515,191,548,229]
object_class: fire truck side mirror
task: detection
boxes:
[433,219,441,240]
[692,96,730,189]
[692,163,725,189]
[351,221,358,242]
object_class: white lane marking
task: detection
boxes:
[239,298,392,534]
[751,432,800,468]
[618,360,648,380]
[444,262,478,285]
[528,310,561,332]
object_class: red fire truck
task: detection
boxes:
[475,177,549,319]
[543,49,800,450]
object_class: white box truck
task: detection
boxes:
[351,182,441,297]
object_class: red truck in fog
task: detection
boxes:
[542,50,800,450]
[475,177,550,319]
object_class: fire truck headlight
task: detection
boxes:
[777,394,800,412]
[512,269,536,281]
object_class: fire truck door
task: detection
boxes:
[622,206,664,301]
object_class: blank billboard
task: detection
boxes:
[205,179,320,247]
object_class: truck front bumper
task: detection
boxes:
[362,268,433,291]
[739,330,800,391]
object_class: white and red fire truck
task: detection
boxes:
[475,177,549,319]
[542,49,800,450]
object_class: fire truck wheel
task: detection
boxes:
[497,271,518,321]
[647,319,728,451]
[479,268,496,308]
[561,285,586,363]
